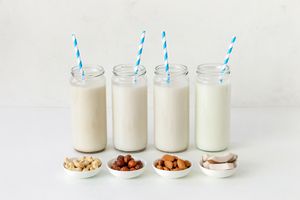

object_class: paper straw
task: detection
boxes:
[72,34,84,80]
[221,35,236,72]
[134,31,146,75]
[219,36,236,83]
[162,31,170,82]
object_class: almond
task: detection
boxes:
[177,159,186,169]
[156,165,163,170]
[184,160,191,168]
[173,161,177,168]
[163,167,170,171]
[164,160,173,169]
[162,154,176,162]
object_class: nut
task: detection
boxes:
[177,159,186,169]
[155,154,191,171]
[158,159,164,166]
[120,166,129,171]
[128,160,137,168]
[201,153,238,170]
[124,155,132,163]
[135,161,143,170]
[173,161,177,168]
[164,161,173,169]
[110,155,143,171]
[64,156,101,172]
[162,154,176,162]
[184,160,191,168]
[163,167,170,171]
[156,165,163,170]
[116,159,125,167]
[117,155,125,161]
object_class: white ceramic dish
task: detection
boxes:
[107,158,146,179]
[63,157,102,179]
[199,160,238,178]
[152,159,192,179]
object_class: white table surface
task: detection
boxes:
[0,107,299,199]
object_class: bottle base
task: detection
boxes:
[74,147,106,154]
[196,146,228,152]
[114,146,147,153]
[155,147,188,153]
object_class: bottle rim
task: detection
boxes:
[196,63,230,76]
[113,64,146,77]
[71,65,105,80]
[154,64,188,77]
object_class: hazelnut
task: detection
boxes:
[128,160,137,168]
[136,160,142,165]
[116,159,125,167]
[111,155,143,171]
[135,163,143,170]
[117,155,124,161]
[124,155,132,163]
[111,163,118,169]
[120,166,129,171]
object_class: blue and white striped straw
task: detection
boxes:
[72,34,84,80]
[222,35,236,72]
[134,31,146,74]
[162,31,170,82]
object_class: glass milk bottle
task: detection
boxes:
[70,65,107,153]
[195,63,231,151]
[154,64,189,152]
[112,65,147,152]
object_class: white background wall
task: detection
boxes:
[0,0,300,107]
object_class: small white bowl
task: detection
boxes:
[107,158,146,179]
[199,160,238,178]
[63,157,102,179]
[152,159,192,179]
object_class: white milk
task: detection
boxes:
[71,83,107,152]
[112,84,147,151]
[154,84,189,152]
[195,82,230,151]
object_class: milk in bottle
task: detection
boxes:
[112,65,147,152]
[154,64,189,152]
[70,66,107,153]
[195,64,231,151]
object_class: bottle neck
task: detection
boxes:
[196,63,230,84]
[112,64,147,85]
[71,65,105,84]
[154,64,189,85]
